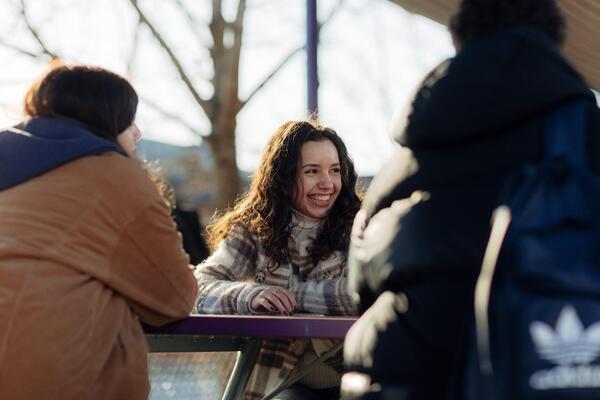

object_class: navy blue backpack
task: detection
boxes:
[465,100,600,399]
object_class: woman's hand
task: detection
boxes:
[251,287,297,315]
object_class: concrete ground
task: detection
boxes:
[149,352,237,399]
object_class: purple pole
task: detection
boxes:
[306,0,318,116]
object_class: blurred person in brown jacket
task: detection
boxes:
[0,65,198,399]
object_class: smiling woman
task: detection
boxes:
[194,120,362,399]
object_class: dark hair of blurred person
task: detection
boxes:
[449,0,566,48]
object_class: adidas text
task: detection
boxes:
[530,365,600,390]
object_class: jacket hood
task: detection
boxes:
[395,28,595,148]
[0,117,124,191]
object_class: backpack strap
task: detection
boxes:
[545,100,588,168]
[474,206,511,400]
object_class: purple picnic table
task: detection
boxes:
[144,313,356,339]
[144,314,357,400]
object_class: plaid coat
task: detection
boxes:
[194,212,357,399]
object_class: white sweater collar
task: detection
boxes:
[291,208,322,230]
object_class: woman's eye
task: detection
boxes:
[330,167,341,174]
[305,169,318,174]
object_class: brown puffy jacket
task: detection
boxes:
[0,152,198,399]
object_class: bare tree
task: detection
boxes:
[1,0,305,211]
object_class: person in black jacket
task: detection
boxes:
[172,205,209,264]
[342,1,600,399]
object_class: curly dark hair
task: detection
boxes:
[450,0,566,47]
[207,120,362,271]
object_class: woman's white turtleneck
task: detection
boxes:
[290,208,322,230]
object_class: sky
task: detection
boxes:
[0,0,455,176]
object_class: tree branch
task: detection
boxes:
[238,0,343,111]
[0,39,41,59]
[140,95,207,138]
[126,16,143,77]
[173,0,211,49]
[321,0,345,26]
[128,0,212,119]
[225,0,246,111]
[239,44,304,110]
[210,0,225,104]
[19,0,57,59]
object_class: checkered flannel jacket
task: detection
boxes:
[194,216,357,399]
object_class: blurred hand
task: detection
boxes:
[251,287,297,315]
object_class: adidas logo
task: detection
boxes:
[530,306,600,366]
[529,305,600,389]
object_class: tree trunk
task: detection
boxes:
[208,117,241,212]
